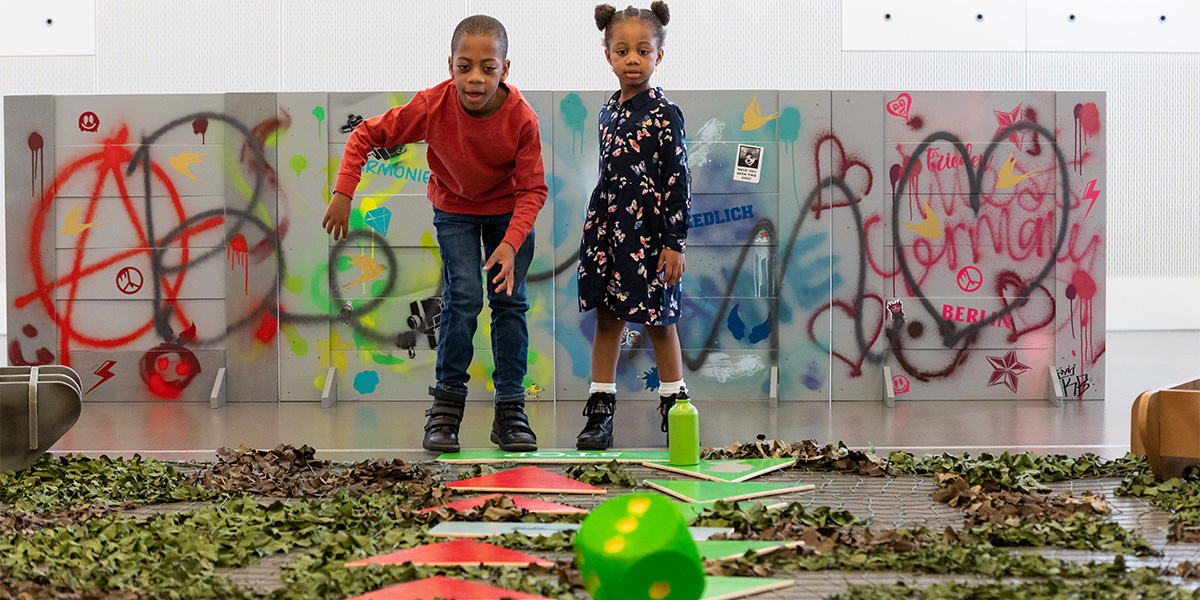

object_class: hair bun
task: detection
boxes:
[649,1,670,25]
[595,4,617,30]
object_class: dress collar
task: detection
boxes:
[608,87,659,111]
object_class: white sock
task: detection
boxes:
[659,379,685,396]
[589,381,617,394]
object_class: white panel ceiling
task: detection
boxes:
[0,0,96,57]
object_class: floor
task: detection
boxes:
[28,330,1200,462]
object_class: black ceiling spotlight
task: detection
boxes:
[1068,14,1076,22]
[884,12,892,21]
[1160,14,1167,23]
[45,18,53,26]
[976,13,985,22]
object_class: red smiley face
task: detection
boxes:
[138,342,201,399]
[79,111,100,132]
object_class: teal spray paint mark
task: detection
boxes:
[354,370,380,394]
[779,107,803,212]
[560,93,587,154]
[313,106,326,138]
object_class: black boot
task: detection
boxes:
[657,390,688,433]
[490,402,538,451]
[576,392,616,450]
[423,387,465,453]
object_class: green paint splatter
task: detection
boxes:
[337,255,353,271]
[420,230,439,262]
[309,262,330,312]
[282,268,305,294]
[312,106,326,138]
[370,279,387,297]
[370,352,405,366]
[349,209,364,230]
[353,328,370,350]
[289,154,307,179]
[222,147,253,200]
[280,323,309,356]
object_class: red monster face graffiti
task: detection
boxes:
[139,343,201,400]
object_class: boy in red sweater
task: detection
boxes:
[322,15,547,453]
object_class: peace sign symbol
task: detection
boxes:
[116,266,144,295]
[957,266,983,293]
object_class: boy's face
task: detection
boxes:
[449,33,510,118]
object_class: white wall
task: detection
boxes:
[3,0,1198,333]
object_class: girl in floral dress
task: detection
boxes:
[576,1,691,450]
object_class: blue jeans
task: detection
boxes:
[432,207,535,404]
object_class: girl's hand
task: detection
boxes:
[322,192,353,241]
[484,242,517,296]
[657,248,685,287]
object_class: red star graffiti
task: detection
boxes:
[993,104,1024,149]
[986,349,1030,393]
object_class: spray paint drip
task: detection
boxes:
[192,117,209,144]
[228,233,249,295]
[312,106,326,138]
[28,132,44,206]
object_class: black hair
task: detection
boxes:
[451,15,508,57]
[595,2,670,47]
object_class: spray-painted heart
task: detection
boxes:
[993,270,1056,344]
[891,122,1071,349]
[806,294,883,378]
[886,93,912,124]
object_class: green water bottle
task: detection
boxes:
[668,392,700,466]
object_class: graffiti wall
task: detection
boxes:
[4,90,1105,402]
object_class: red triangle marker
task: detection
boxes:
[344,539,553,568]
[418,493,587,515]
[446,466,605,495]
[343,575,555,600]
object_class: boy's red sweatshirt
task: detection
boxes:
[333,80,547,250]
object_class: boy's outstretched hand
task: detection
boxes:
[658,248,686,287]
[483,242,517,296]
[322,192,353,241]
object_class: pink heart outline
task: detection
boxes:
[886,93,912,123]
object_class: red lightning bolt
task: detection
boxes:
[88,360,117,394]
[1082,179,1101,220]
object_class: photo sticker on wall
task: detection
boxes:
[733,144,763,183]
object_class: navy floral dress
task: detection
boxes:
[578,87,690,325]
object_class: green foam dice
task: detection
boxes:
[575,493,705,600]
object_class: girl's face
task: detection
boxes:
[605,20,663,97]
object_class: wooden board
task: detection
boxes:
[345,538,553,567]
[645,479,814,503]
[342,575,556,600]
[438,449,671,463]
[417,494,586,515]
[701,576,795,600]
[428,521,733,541]
[693,540,800,561]
[446,466,605,495]
[644,458,797,482]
